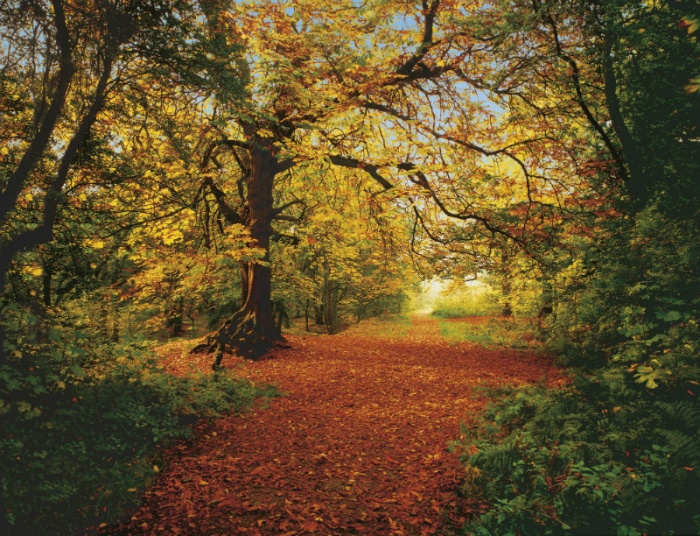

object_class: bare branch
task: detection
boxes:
[272,199,305,217]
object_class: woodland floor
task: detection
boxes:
[98,314,568,536]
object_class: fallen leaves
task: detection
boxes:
[96,315,567,535]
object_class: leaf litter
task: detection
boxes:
[96,315,567,535]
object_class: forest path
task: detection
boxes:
[104,314,566,535]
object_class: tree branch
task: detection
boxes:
[539,6,629,185]
[396,0,441,78]
[328,155,394,190]
[272,199,305,217]
[0,51,114,297]
[202,176,244,225]
[0,0,76,226]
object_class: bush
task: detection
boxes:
[432,281,501,318]
[454,377,700,535]
[453,208,700,535]
[437,318,537,349]
[0,333,277,535]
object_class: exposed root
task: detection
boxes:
[189,311,285,370]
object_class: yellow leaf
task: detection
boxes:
[1,147,8,155]
[26,266,43,277]
[683,16,698,34]
[79,193,87,201]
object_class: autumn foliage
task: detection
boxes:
[1,0,699,534]
[96,316,566,535]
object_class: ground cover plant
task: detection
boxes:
[0,321,277,535]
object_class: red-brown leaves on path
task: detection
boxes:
[99,315,567,535]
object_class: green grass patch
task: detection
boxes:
[430,283,501,319]
[0,340,278,535]
[431,302,501,318]
[437,318,537,349]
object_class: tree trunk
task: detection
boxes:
[314,304,325,325]
[323,260,340,334]
[42,263,53,308]
[211,137,285,367]
[602,31,647,204]
[166,296,184,337]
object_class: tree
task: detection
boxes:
[0,0,139,363]
[194,0,595,364]
[0,0,247,361]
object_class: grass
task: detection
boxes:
[437,317,540,349]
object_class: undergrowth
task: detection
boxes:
[431,300,501,319]
[438,318,537,349]
[453,377,700,535]
[430,282,501,319]
[0,324,277,535]
[451,208,700,535]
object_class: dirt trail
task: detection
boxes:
[101,315,566,535]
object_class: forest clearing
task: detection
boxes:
[1,0,698,534]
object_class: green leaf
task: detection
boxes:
[48,328,62,342]
[70,365,86,379]
[655,310,682,322]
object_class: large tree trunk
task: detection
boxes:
[211,138,285,367]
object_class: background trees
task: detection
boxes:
[450,0,700,533]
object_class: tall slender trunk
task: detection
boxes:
[602,32,647,204]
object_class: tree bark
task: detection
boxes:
[210,136,285,367]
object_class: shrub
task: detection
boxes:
[432,280,501,318]
[454,377,700,535]
[453,208,700,535]
[0,332,277,535]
